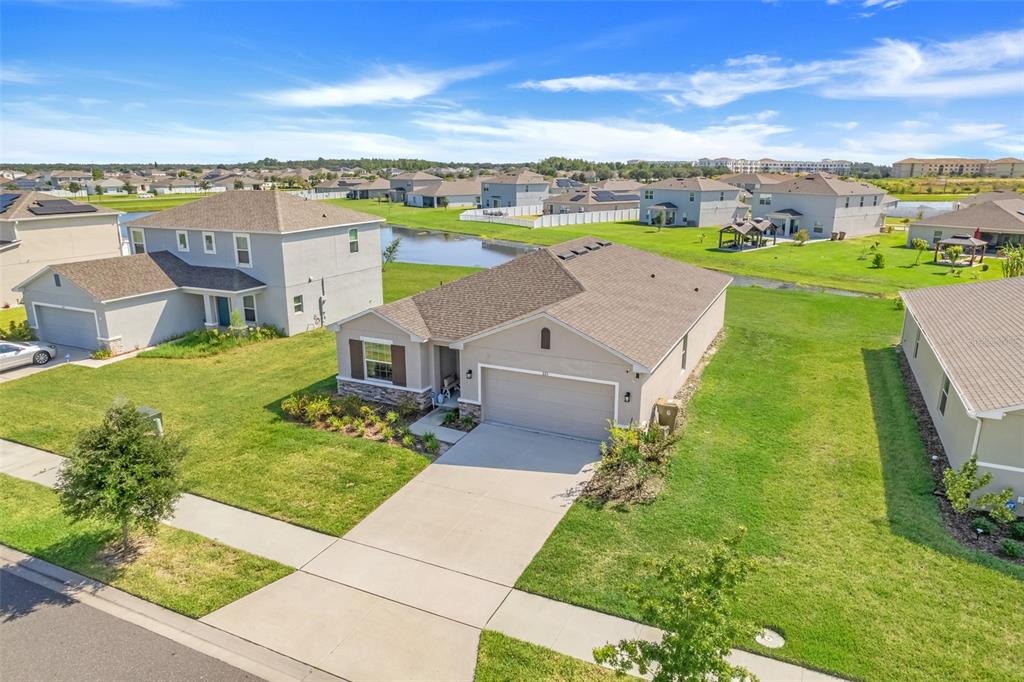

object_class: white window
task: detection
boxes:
[844,197,850,208]
[203,232,216,254]
[364,341,393,382]
[859,196,865,207]
[938,375,950,415]
[234,233,251,268]
[813,224,824,234]
[176,230,189,252]
[348,228,359,253]
[872,195,879,206]
[719,191,725,201]
[292,295,304,314]
[913,328,921,358]
[643,189,654,200]
[759,194,772,206]
[53,273,62,287]
[130,228,146,254]
[242,295,257,324]
[680,333,689,370]
[689,192,695,202]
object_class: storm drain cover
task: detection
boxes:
[756,628,785,649]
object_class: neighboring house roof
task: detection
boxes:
[485,170,545,185]
[414,180,481,197]
[28,251,265,302]
[718,172,789,185]
[350,178,391,191]
[769,208,803,216]
[392,171,442,181]
[647,177,738,192]
[126,191,382,234]
[912,199,1024,234]
[764,173,883,196]
[900,278,1024,416]
[721,217,774,235]
[593,179,644,192]
[957,190,1022,207]
[0,192,119,220]
[544,187,640,206]
[369,238,732,370]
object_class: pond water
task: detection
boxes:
[381,225,535,267]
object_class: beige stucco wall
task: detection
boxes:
[637,291,726,423]
[1,213,122,306]
[901,312,1024,509]
[334,312,431,391]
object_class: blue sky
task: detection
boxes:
[1,0,1021,164]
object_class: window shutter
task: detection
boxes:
[391,346,407,387]
[349,339,364,380]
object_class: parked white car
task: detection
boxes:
[0,340,57,370]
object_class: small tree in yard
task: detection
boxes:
[1000,244,1024,278]
[594,529,759,682]
[57,402,185,552]
[382,236,402,269]
[871,252,886,269]
[651,212,663,232]
[793,228,809,246]
[943,244,963,268]
[911,238,928,265]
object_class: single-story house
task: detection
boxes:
[900,278,1024,514]
[908,198,1024,249]
[542,187,639,214]
[332,237,731,441]
[955,190,1021,209]
[388,172,442,203]
[18,191,384,352]
[405,180,480,208]
[347,178,390,200]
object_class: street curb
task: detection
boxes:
[0,545,344,682]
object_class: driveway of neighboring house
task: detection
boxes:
[202,424,600,682]
[0,345,89,384]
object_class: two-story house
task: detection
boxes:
[16,192,383,354]
[750,173,886,239]
[639,177,745,227]
[388,172,442,203]
[480,171,549,208]
[1,192,122,307]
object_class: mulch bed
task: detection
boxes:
[895,347,1023,564]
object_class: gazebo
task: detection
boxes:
[718,218,777,251]
[934,234,987,265]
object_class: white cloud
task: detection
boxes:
[258,63,502,108]
[863,0,907,8]
[723,110,779,124]
[827,121,860,130]
[0,66,41,84]
[516,29,1024,107]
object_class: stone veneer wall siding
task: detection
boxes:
[337,377,433,409]
[458,401,481,421]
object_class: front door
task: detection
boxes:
[216,297,231,326]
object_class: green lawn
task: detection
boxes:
[382,262,482,302]
[475,631,621,682]
[138,327,280,359]
[0,266,477,535]
[0,305,27,326]
[516,287,1023,682]
[891,193,969,202]
[82,193,218,212]
[0,474,291,617]
[335,198,1003,296]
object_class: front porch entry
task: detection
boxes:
[436,345,461,406]
[215,296,231,326]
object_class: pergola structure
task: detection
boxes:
[646,201,678,226]
[718,218,777,251]
[934,234,987,265]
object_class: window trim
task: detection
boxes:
[680,333,689,371]
[242,295,257,324]
[130,227,146,255]
[363,340,394,384]
[233,232,252,268]
[175,230,190,252]
[292,294,304,314]
[913,328,921,358]
[202,231,217,254]
[938,375,951,415]
[53,273,62,287]
[348,227,359,254]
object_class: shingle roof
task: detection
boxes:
[912,199,1024,234]
[415,180,481,197]
[0,192,119,220]
[647,177,738,192]
[126,191,382,233]
[721,217,774,235]
[373,238,731,369]
[392,171,442,181]
[485,170,545,185]
[350,177,391,191]
[42,251,265,301]
[544,186,640,206]
[765,173,882,196]
[901,278,1024,415]
[718,172,789,185]
[958,190,1023,207]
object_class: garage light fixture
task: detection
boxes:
[466,369,473,380]
[624,392,631,403]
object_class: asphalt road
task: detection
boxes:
[0,569,260,682]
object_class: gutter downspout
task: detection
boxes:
[969,418,983,457]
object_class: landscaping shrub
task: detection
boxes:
[90,348,113,360]
[422,432,440,455]
[442,410,460,427]
[1011,521,1024,541]
[584,422,677,505]
[871,252,886,269]
[140,325,281,359]
[0,320,35,341]
[1001,539,1024,559]
[972,516,999,535]
[395,396,421,420]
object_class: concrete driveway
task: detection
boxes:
[203,424,600,681]
[0,345,89,384]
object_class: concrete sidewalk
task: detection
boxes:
[0,440,336,567]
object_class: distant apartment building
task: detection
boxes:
[892,157,1024,178]
[695,158,853,175]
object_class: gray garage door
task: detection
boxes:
[481,368,614,441]
[35,307,98,350]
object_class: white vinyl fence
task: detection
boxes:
[460,205,639,229]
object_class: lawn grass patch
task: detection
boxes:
[0,306,27,327]
[139,326,281,359]
[475,631,621,682]
[516,287,1024,682]
[382,262,481,302]
[333,199,1003,295]
[0,474,291,617]
[81,193,216,212]
[0,264,477,535]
